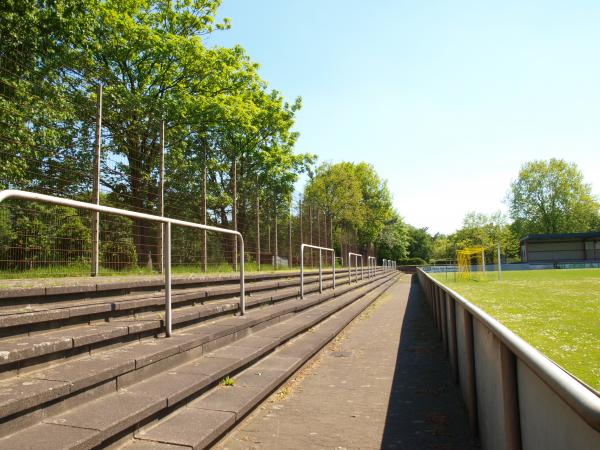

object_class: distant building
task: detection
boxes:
[520,232,600,263]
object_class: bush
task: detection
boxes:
[100,215,137,271]
[397,257,426,266]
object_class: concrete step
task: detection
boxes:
[0,272,346,333]
[0,274,397,449]
[0,274,393,430]
[0,269,354,309]
[0,274,358,375]
[126,275,399,450]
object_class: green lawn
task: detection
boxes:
[432,269,600,391]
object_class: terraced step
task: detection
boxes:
[0,273,357,376]
[123,275,398,449]
[0,273,397,449]
[0,271,347,332]
[0,272,393,437]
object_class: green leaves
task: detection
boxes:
[303,161,403,257]
[507,159,599,234]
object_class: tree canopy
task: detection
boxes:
[302,161,407,261]
[0,0,315,268]
[507,159,599,235]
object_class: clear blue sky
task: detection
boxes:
[208,0,600,234]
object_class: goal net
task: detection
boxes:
[456,247,486,280]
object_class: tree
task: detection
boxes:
[304,162,364,229]
[451,211,519,261]
[303,161,397,258]
[0,0,96,193]
[406,226,433,262]
[507,159,600,235]
[375,212,409,261]
[354,162,393,248]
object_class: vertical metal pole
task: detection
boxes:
[256,178,260,271]
[288,201,292,269]
[497,242,502,281]
[164,222,172,337]
[158,120,165,274]
[274,211,278,270]
[332,250,336,289]
[309,205,313,267]
[299,200,303,266]
[481,248,486,273]
[203,148,207,272]
[317,209,321,248]
[361,256,364,280]
[300,245,305,298]
[348,253,352,283]
[330,215,333,264]
[233,158,237,271]
[91,84,102,277]
[319,248,323,293]
[239,234,245,315]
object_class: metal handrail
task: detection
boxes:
[300,244,335,299]
[348,252,363,282]
[367,256,377,278]
[418,268,600,432]
[0,190,245,336]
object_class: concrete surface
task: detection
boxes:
[215,276,479,450]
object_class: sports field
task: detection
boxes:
[432,269,600,391]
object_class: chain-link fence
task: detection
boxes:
[0,51,368,278]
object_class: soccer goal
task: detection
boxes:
[456,247,486,280]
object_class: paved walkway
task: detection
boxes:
[215,275,479,450]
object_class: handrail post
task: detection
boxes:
[348,253,352,283]
[361,255,364,280]
[164,222,172,337]
[239,234,245,315]
[332,251,336,289]
[301,244,305,299]
[319,248,323,293]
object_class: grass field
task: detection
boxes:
[432,269,600,391]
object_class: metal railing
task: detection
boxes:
[0,190,245,336]
[382,259,396,272]
[417,268,600,449]
[300,244,335,299]
[348,252,363,282]
[367,256,377,278]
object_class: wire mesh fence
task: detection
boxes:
[0,50,369,279]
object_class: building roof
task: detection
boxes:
[520,232,600,243]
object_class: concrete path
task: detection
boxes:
[214,276,479,450]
